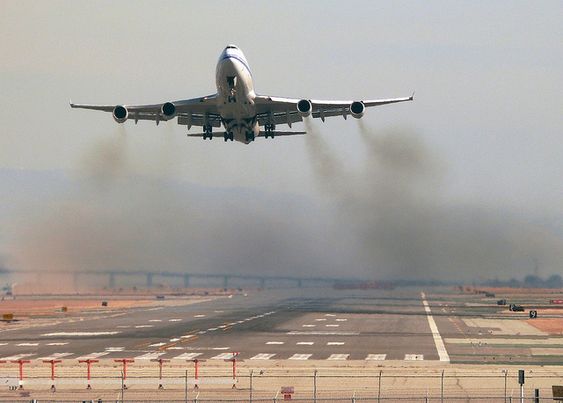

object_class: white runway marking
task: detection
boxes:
[211,352,237,360]
[0,343,7,346]
[211,347,230,350]
[169,318,182,322]
[42,331,119,337]
[135,352,165,360]
[326,324,340,327]
[266,341,284,345]
[421,292,450,362]
[250,353,276,360]
[181,335,195,339]
[214,310,224,313]
[46,342,68,346]
[76,351,110,360]
[335,318,348,322]
[149,342,166,347]
[287,331,359,336]
[116,325,130,328]
[405,354,424,361]
[302,324,316,328]
[366,354,386,361]
[106,347,124,352]
[17,343,38,346]
[1,353,35,360]
[289,353,312,360]
[169,338,181,342]
[194,314,206,318]
[325,314,336,317]
[168,347,184,350]
[172,352,202,360]
[297,341,314,345]
[148,319,162,322]
[135,325,154,328]
[315,318,327,321]
[39,352,73,360]
[327,354,349,360]
[327,342,345,346]
[207,327,218,331]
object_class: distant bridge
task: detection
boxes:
[1,269,359,289]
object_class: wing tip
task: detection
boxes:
[409,91,415,101]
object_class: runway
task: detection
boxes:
[0,288,441,362]
[1,286,561,365]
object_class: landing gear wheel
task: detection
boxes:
[245,131,255,142]
[265,123,275,139]
[223,132,234,142]
[203,125,212,140]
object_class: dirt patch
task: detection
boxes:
[527,318,563,335]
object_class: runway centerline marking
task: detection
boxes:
[335,319,347,322]
[150,342,167,347]
[42,331,119,337]
[287,331,359,336]
[315,318,327,321]
[326,324,340,327]
[169,318,182,322]
[135,325,154,328]
[106,347,124,352]
[194,315,206,318]
[325,314,336,317]
[250,353,276,360]
[327,342,345,346]
[327,354,349,360]
[289,353,312,360]
[297,342,314,345]
[421,292,450,362]
[46,342,68,346]
[302,324,316,328]
[366,354,386,361]
[266,341,284,345]
[17,343,38,346]
[149,319,162,322]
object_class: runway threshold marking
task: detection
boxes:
[421,292,450,362]
[135,352,165,360]
[1,353,35,360]
[39,352,73,360]
[76,352,110,360]
[405,354,424,360]
[172,352,202,360]
[250,353,276,360]
[211,352,237,360]
[327,354,349,360]
[365,354,386,361]
[288,353,312,360]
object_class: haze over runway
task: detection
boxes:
[1,1,562,282]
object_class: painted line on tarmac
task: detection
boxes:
[421,292,450,362]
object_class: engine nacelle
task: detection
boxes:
[350,101,365,119]
[297,99,312,117]
[161,102,176,119]
[112,105,128,123]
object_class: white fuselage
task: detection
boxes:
[215,46,260,143]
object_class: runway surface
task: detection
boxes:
[1,286,561,365]
[0,288,441,362]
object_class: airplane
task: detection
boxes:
[71,45,413,144]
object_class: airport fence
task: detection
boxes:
[0,364,562,402]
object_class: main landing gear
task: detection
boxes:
[203,125,213,140]
[245,131,255,142]
[224,131,234,142]
[264,124,275,139]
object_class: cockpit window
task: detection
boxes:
[226,45,237,49]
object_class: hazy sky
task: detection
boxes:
[1,1,562,281]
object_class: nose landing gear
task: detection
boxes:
[245,131,255,142]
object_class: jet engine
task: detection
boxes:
[112,105,128,123]
[350,101,365,119]
[297,99,312,117]
[161,102,176,120]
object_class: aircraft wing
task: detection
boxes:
[253,94,413,127]
[70,94,222,128]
